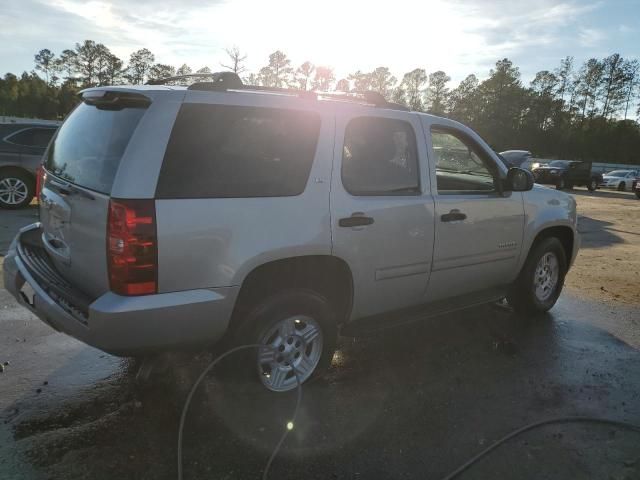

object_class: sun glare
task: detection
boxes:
[212,0,486,80]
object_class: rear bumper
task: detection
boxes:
[3,223,238,356]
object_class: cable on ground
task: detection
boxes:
[177,344,302,480]
[440,416,640,480]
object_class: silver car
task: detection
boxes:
[3,74,579,392]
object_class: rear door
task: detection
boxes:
[421,119,524,302]
[40,90,152,298]
[5,127,57,171]
[331,110,435,319]
[16,127,56,171]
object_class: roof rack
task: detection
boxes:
[147,71,409,111]
[145,72,243,88]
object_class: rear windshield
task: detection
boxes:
[45,102,147,194]
[156,104,321,198]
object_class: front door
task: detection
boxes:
[331,111,435,320]
[421,120,524,302]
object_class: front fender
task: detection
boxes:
[519,186,578,270]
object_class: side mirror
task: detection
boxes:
[507,167,534,192]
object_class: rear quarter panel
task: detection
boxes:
[155,93,335,292]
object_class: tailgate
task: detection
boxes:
[39,90,151,298]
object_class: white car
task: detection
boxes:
[600,170,639,191]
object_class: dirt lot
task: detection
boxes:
[565,188,640,305]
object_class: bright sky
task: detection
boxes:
[1,0,639,85]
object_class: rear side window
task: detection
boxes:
[341,117,420,196]
[156,104,321,198]
[7,127,56,148]
[45,102,147,194]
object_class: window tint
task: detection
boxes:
[341,117,419,196]
[45,102,147,194]
[431,129,496,193]
[7,127,56,148]
[157,104,321,198]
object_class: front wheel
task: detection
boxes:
[236,289,337,392]
[507,237,567,315]
[587,178,598,191]
[618,182,626,192]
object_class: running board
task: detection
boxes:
[341,287,507,337]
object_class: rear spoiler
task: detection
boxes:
[80,90,151,110]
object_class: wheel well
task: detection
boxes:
[0,166,35,184]
[229,256,354,332]
[531,226,574,263]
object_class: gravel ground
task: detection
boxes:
[565,188,640,305]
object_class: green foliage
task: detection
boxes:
[2,41,640,164]
[311,66,334,92]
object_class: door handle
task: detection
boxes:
[440,209,467,222]
[339,213,374,227]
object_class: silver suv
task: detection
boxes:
[3,73,579,392]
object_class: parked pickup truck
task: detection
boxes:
[3,73,579,392]
[532,160,602,191]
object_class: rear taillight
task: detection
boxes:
[35,165,45,200]
[107,199,157,296]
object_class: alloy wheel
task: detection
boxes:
[534,252,559,302]
[0,177,28,206]
[257,315,323,392]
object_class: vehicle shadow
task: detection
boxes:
[577,215,626,248]
[4,297,640,480]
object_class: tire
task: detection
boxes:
[507,237,567,315]
[0,169,34,209]
[618,182,626,192]
[635,190,640,199]
[587,178,598,192]
[555,178,566,190]
[234,289,337,392]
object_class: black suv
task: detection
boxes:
[532,160,602,191]
[0,123,58,208]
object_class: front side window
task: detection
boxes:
[431,128,497,193]
[157,104,321,198]
[341,117,420,196]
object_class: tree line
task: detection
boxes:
[1,40,639,165]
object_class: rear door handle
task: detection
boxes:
[440,209,467,222]
[339,213,374,227]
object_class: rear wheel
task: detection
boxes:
[0,169,34,209]
[507,237,567,315]
[555,178,566,190]
[235,289,337,392]
[587,178,598,191]
[618,182,626,192]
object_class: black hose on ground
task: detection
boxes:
[439,416,640,480]
[177,344,301,480]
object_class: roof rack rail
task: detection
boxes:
[148,71,409,111]
[145,72,243,88]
